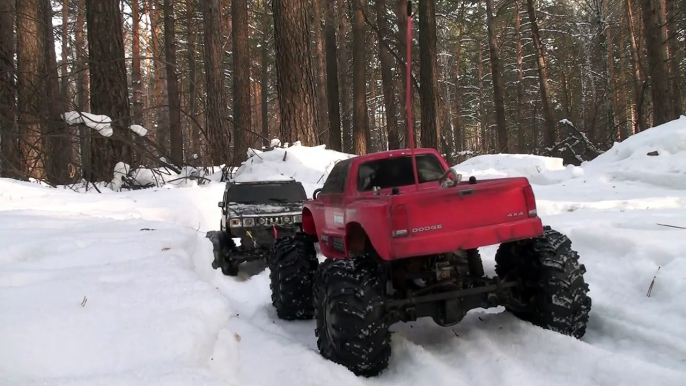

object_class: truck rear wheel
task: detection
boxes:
[269,234,318,320]
[495,226,591,338]
[314,257,390,377]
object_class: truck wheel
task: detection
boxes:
[207,231,239,276]
[495,226,591,339]
[314,257,390,377]
[269,234,318,320]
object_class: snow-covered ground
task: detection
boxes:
[2,119,686,385]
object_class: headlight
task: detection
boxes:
[243,218,255,227]
[293,214,302,223]
[283,216,292,224]
[229,219,242,228]
[257,217,266,225]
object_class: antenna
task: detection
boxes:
[406,1,420,190]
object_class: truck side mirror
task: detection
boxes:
[218,201,224,207]
[313,188,322,199]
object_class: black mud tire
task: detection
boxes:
[314,257,390,377]
[495,226,591,339]
[207,231,239,276]
[269,234,319,320]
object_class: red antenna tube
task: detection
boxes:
[406,1,420,191]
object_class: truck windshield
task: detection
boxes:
[227,183,307,204]
[357,154,446,191]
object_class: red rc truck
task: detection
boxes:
[268,148,591,377]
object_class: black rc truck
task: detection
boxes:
[208,180,308,276]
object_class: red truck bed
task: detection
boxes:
[303,149,544,261]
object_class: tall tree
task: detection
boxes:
[485,0,508,152]
[272,0,318,145]
[149,0,167,147]
[514,0,526,152]
[663,0,682,117]
[41,0,70,184]
[61,0,70,105]
[164,0,183,163]
[16,0,47,179]
[232,0,251,160]
[202,0,231,164]
[132,0,144,127]
[324,0,342,151]
[337,0,352,152]
[311,0,329,144]
[85,0,132,181]
[397,0,410,143]
[261,0,271,148]
[376,0,400,150]
[625,0,645,132]
[75,0,90,178]
[0,0,20,178]
[185,0,200,158]
[352,0,367,154]
[526,0,556,148]
[418,0,440,150]
[640,0,675,126]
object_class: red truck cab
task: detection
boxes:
[301,148,544,260]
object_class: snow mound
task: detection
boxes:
[584,116,686,189]
[233,144,353,196]
[453,154,583,185]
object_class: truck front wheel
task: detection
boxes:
[314,257,390,377]
[495,226,591,339]
[269,233,318,320]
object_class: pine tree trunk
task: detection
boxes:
[526,0,556,148]
[478,39,487,152]
[232,0,251,160]
[150,0,168,149]
[640,0,675,126]
[352,0,367,154]
[61,0,70,107]
[618,24,632,140]
[514,0,526,152]
[186,0,199,158]
[42,0,70,184]
[324,0,342,151]
[85,0,132,182]
[376,0,400,150]
[397,0,410,144]
[261,0,271,148]
[17,0,47,180]
[453,27,464,152]
[337,0,352,152]
[485,0,508,153]
[418,0,440,150]
[132,0,144,126]
[164,0,183,164]
[202,0,231,164]
[625,0,645,132]
[272,0,318,145]
[663,0,682,116]
[0,0,20,178]
[311,0,329,145]
[75,0,90,179]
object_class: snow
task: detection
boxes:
[62,111,114,137]
[2,119,686,385]
[234,144,353,197]
[62,111,150,138]
[130,124,148,137]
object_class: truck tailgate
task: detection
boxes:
[388,177,541,255]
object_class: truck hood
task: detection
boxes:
[227,202,303,216]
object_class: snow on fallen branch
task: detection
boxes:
[61,111,148,137]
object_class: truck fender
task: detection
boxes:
[345,222,369,256]
[302,208,317,235]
